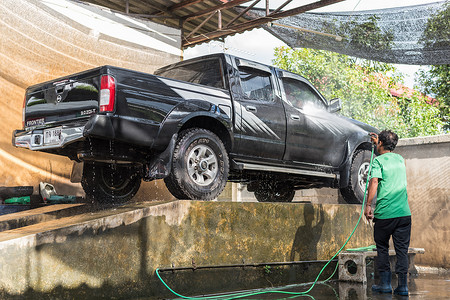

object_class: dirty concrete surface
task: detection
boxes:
[161,273,449,300]
[0,201,373,296]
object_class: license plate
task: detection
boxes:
[44,127,62,145]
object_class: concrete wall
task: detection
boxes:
[0,201,373,298]
[395,134,450,268]
[0,0,180,199]
[249,134,449,268]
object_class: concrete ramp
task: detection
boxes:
[0,203,87,232]
[0,201,373,298]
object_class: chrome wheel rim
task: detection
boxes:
[357,162,370,192]
[187,144,218,186]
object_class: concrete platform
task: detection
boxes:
[0,204,86,232]
[0,200,374,299]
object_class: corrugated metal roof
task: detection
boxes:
[80,0,344,47]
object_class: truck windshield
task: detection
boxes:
[155,58,225,89]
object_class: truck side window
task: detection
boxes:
[156,59,225,89]
[282,78,325,110]
[238,67,274,102]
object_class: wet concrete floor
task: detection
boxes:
[164,273,449,300]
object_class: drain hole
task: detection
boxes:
[345,260,358,275]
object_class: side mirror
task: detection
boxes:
[328,98,342,113]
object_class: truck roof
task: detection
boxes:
[155,53,310,83]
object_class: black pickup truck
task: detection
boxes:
[13,54,377,204]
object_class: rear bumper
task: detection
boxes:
[12,114,117,151]
[13,125,85,151]
[13,114,159,152]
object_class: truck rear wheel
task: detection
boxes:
[340,149,372,204]
[82,163,141,203]
[164,128,229,200]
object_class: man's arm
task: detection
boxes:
[364,177,379,220]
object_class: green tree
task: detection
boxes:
[273,47,444,138]
[416,2,450,130]
[419,2,450,50]
[339,15,394,51]
[415,65,449,130]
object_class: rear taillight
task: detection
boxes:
[99,75,116,112]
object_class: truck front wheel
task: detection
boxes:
[340,149,372,204]
[82,163,141,203]
[164,128,229,200]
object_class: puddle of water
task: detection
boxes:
[163,273,449,300]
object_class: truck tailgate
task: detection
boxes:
[24,68,102,128]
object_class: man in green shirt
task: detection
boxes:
[365,130,411,296]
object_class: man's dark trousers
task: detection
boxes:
[374,216,412,273]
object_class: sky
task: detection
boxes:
[184,0,442,89]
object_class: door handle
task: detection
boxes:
[291,114,300,120]
[246,105,257,112]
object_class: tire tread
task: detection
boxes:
[340,149,372,204]
[165,128,229,200]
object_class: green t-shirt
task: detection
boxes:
[370,152,411,219]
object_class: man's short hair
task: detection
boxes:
[379,130,398,151]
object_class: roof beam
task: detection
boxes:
[183,0,344,46]
[185,11,217,39]
[169,0,204,12]
[136,0,174,16]
[225,0,261,28]
[270,0,294,15]
[126,13,179,19]
[267,0,343,19]
[185,0,252,21]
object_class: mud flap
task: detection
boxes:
[144,134,177,181]
[339,161,351,188]
[339,142,353,188]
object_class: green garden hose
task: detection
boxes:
[156,145,375,300]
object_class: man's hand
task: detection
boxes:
[369,132,378,144]
[364,205,374,221]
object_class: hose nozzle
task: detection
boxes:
[368,132,378,145]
